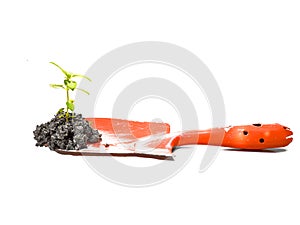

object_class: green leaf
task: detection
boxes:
[50,84,65,89]
[66,100,74,111]
[76,88,90,95]
[50,62,72,79]
[57,108,64,113]
[50,62,67,75]
[72,74,92,82]
[64,80,77,90]
[68,81,77,90]
[57,108,65,115]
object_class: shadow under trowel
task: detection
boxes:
[173,146,287,153]
[223,148,287,153]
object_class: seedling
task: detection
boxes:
[49,62,91,121]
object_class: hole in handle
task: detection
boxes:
[253,123,262,127]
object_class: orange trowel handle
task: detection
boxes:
[176,123,293,150]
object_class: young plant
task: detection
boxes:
[49,62,91,121]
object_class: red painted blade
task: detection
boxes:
[55,118,173,159]
[87,118,170,139]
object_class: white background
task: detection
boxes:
[1,0,299,224]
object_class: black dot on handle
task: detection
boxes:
[259,138,264,143]
[253,123,262,127]
[243,130,248,135]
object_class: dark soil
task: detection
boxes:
[33,112,101,151]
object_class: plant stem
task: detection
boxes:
[66,87,70,122]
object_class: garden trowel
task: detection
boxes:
[55,118,293,159]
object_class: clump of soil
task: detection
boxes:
[33,112,101,151]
